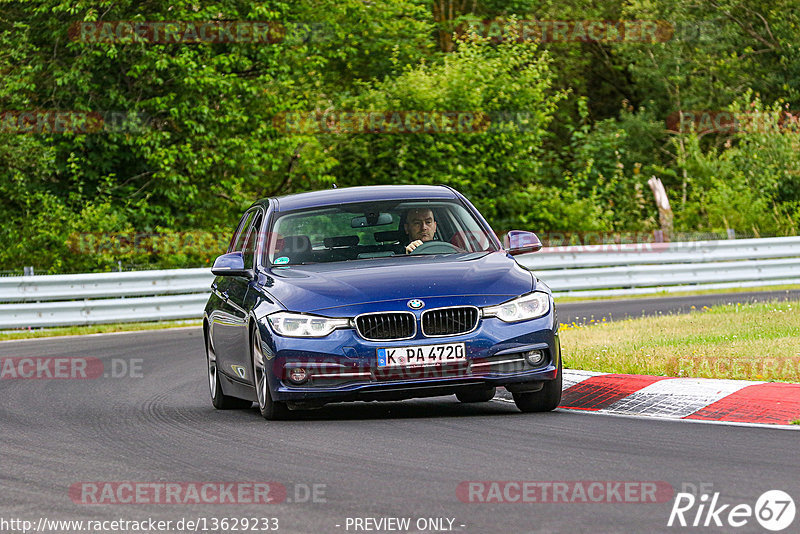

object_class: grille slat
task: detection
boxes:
[356,312,415,340]
[356,307,478,340]
[421,306,479,337]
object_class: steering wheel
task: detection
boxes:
[409,240,460,254]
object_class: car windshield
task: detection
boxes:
[266,199,497,265]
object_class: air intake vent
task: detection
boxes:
[421,307,479,336]
[355,312,416,341]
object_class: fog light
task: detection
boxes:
[288,367,308,384]
[523,350,545,366]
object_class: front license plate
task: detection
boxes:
[376,343,466,367]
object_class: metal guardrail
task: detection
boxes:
[1,236,799,328]
[0,294,210,329]
[0,268,214,303]
[517,236,800,297]
[524,236,800,269]
[0,268,215,329]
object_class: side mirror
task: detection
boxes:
[211,252,254,279]
[504,230,542,256]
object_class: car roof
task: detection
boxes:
[265,185,458,212]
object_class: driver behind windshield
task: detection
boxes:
[404,208,437,253]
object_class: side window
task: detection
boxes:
[229,210,256,253]
[242,212,264,267]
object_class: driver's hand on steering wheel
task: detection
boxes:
[405,240,423,254]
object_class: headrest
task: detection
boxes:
[278,235,311,252]
[323,235,359,248]
[374,230,402,242]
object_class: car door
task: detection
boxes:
[222,208,265,380]
[211,208,257,383]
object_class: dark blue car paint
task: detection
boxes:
[258,313,560,403]
[273,184,460,213]
[264,252,534,314]
[203,185,560,407]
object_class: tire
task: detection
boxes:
[456,386,496,403]
[512,359,562,413]
[206,329,252,410]
[251,327,290,420]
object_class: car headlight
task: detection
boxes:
[482,292,550,322]
[267,312,351,337]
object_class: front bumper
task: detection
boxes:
[258,312,561,404]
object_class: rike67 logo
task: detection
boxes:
[668,490,796,531]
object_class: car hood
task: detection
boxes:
[263,252,536,314]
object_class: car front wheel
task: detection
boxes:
[252,327,290,420]
[512,360,562,413]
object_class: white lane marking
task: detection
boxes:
[604,378,763,418]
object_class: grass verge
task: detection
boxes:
[560,300,800,382]
[0,319,202,341]
[554,283,800,303]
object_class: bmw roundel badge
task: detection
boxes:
[407,299,425,310]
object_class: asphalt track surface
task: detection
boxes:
[2,293,800,534]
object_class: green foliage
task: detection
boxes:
[620,0,800,113]
[672,96,800,235]
[1,0,799,272]
[328,32,566,229]
[547,99,662,231]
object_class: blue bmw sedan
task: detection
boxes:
[203,185,561,419]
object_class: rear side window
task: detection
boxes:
[228,210,256,253]
[242,212,264,267]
